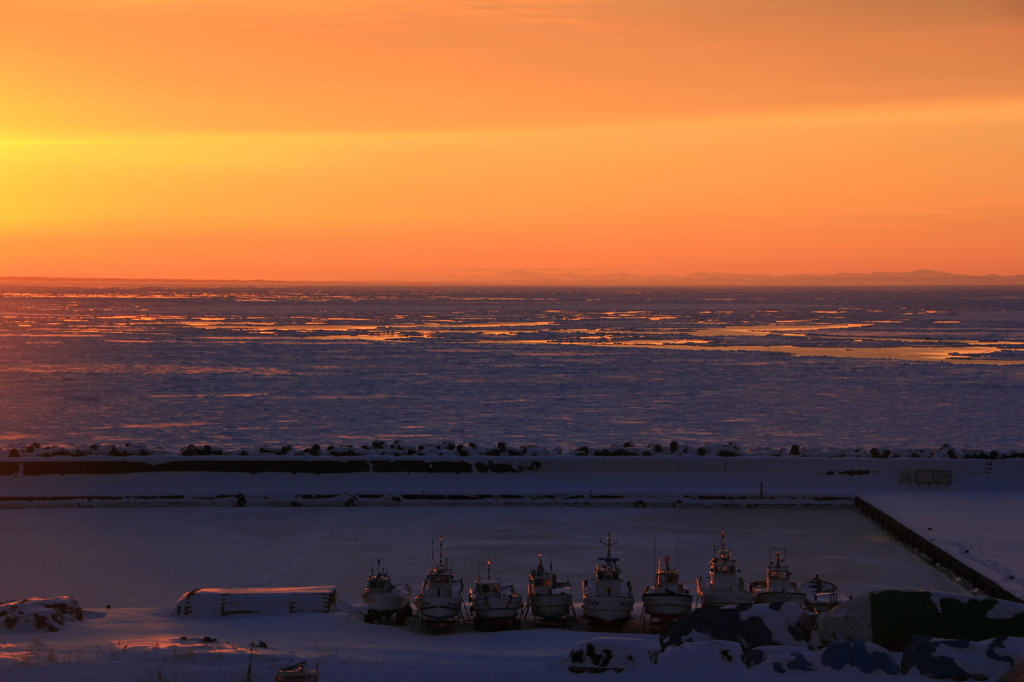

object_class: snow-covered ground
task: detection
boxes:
[0,503,966,681]
[1,452,1017,501]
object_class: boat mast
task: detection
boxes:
[601,532,617,559]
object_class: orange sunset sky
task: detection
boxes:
[1,0,1022,281]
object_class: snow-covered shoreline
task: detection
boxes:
[7,440,1024,460]
[4,450,1017,499]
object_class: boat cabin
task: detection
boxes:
[656,557,680,587]
[423,569,454,596]
[596,562,621,582]
[766,549,792,589]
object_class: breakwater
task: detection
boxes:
[855,496,1021,603]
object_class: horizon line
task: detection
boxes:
[3,269,1024,288]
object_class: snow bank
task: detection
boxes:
[660,603,810,651]
[0,596,82,632]
[566,636,655,673]
[746,645,821,672]
[819,641,899,675]
[656,640,747,674]
[901,636,1024,680]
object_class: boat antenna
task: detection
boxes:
[601,532,617,558]
[385,541,389,575]
[487,558,492,581]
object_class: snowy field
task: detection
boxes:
[0,505,965,681]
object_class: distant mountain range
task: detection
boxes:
[390,268,1024,287]
[2,269,1024,287]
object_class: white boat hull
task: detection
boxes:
[471,595,523,620]
[696,579,755,607]
[752,590,807,606]
[642,592,693,620]
[696,576,754,607]
[805,592,848,613]
[365,592,409,614]
[415,597,463,621]
[697,592,755,607]
[528,593,573,620]
[582,596,634,626]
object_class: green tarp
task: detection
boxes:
[819,591,1024,651]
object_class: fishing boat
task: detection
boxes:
[748,548,808,606]
[641,555,693,625]
[581,533,634,630]
[468,559,523,630]
[362,560,412,624]
[800,574,849,613]
[695,532,755,607]
[526,555,574,625]
[413,537,465,625]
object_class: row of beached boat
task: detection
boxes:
[362,532,847,632]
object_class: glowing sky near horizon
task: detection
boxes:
[1,0,1022,280]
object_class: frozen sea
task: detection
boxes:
[2,284,1024,450]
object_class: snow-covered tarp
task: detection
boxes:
[818,591,1024,651]
[174,587,339,618]
[0,596,83,632]
[657,640,746,674]
[901,636,1024,680]
[819,641,900,675]
[566,637,655,673]
[745,645,820,672]
[659,602,810,651]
